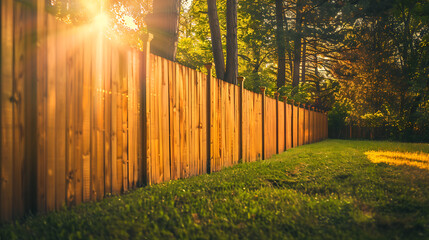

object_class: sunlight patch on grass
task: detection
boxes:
[365,151,429,170]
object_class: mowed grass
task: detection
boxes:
[1,140,429,240]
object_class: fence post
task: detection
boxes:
[274,92,280,154]
[204,63,213,174]
[325,111,328,139]
[283,96,288,151]
[296,101,300,146]
[260,87,266,160]
[310,106,314,143]
[315,108,318,142]
[307,104,311,144]
[317,108,320,142]
[140,33,153,185]
[290,99,294,148]
[302,103,308,145]
[238,77,245,161]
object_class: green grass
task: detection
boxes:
[1,140,429,240]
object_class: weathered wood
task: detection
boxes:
[140,34,152,185]
[162,58,170,181]
[36,0,47,214]
[1,0,15,221]
[104,42,112,194]
[23,1,38,215]
[82,31,92,200]
[299,105,304,146]
[204,64,212,174]
[274,93,279,154]
[278,101,285,153]
[283,97,288,151]
[12,2,26,218]
[55,20,66,209]
[260,87,266,160]
[46,14,57,211]
[0,5,332,221]
[75,26,83,206]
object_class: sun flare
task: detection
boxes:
[93,13,109,30]
[365,151,429,170]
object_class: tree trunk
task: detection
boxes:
[275,0,286,89]
[301,37,306,83]
[207,0,225,80]
[314,53,321,106]
[147,0,181,61]
[292,0,302,88]
[225,0,238,85]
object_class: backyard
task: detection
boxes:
[1,140,428,239]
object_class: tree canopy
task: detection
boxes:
[175,0,428,141]
[48,0,428,141]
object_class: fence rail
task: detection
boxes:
[0,0,328,222]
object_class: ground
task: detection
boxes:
[1,140,428,239]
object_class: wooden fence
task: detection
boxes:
[0,0,328,222]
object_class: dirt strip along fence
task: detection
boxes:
[0,0,328,223]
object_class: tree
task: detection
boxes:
[291,0,303,88]
[207,0,226,79]
[275,0,286,89]
[146,0,182,61]
[225,0,238,84]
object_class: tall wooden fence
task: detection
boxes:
[0,0,328,222]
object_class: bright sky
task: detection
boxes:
[183,0,192,12]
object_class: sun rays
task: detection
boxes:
[365,150,429,170]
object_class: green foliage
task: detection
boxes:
[331,0,429,141]
[328,100,352,130]
[360,111,386,128]
[1,140,429,239]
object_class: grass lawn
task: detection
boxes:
[1,140,429,239]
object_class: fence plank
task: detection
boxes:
[0,5,331,221]
[55,21,66,209]
[1,0,15,222]
[36,0,47,214]
[46,14,57,211]
[292,104,298,148]
[12,2,26,218]
[82,31,92,200]
[299,106,304,146]
[162,58,170,181]
[286,103,292,150]
[75,27,84,206]
[278,101,285,152]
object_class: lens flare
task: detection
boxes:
[93,13,109,30]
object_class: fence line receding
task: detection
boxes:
[0,0,328,222]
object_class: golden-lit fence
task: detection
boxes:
[0,0,328,222]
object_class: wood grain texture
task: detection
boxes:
[1,0,15,221]
[0,3,329,222]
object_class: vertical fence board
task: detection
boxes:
[1,0,14,222]
[75,27,84,205]
[46,14,57,211]
[292,105,298,148]
[286,104,292,150]
[0,4,331,221]
[55,21,66,209]
[278,101,285,152]
[169,62,179,180]
[299,106,304,146]
[82,32,92,200]
[162,58,170,181]
[36,0,48,214]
